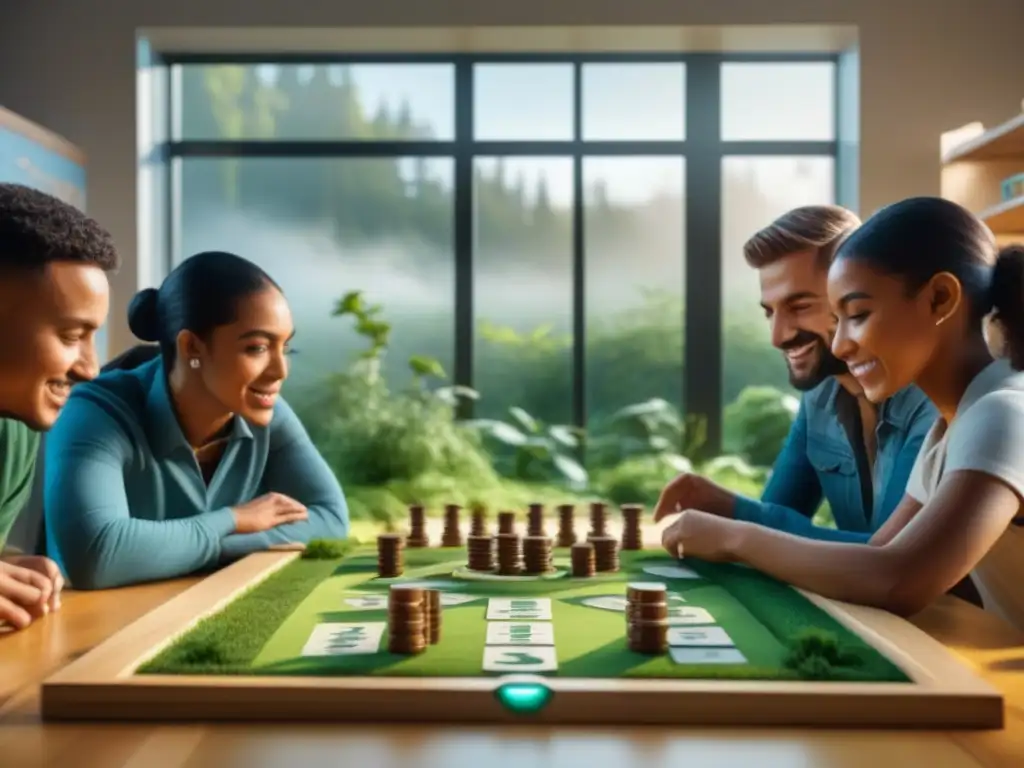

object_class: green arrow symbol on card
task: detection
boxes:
[498,652,544,665]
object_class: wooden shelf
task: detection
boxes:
[943,112,1024,163]
[979,195,1024,235]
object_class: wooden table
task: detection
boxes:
[2,578,1023,768]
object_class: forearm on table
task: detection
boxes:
[58,509,236,589]
[731,496,871,543]
[726,519,905,611]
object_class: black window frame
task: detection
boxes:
[162,51,840,455]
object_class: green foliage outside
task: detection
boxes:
[178,64,836,527]
[296,290,831,526]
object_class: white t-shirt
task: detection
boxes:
[905,358,1024,630]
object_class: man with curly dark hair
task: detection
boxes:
[0,182,119,630]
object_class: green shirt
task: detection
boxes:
[0,418,40,551]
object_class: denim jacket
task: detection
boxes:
[732,379,937,542]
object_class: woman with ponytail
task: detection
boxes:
[660,197,1024,629]
[43,251,350,589]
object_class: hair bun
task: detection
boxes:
[127,287,161,342]
[992,245,1024,370]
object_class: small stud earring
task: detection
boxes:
[189,358,200,369]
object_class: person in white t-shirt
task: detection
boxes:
[660,196,1024,628]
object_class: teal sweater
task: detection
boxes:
[43,358,349,589]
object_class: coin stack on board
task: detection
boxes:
[406,504,429,548]
[626,582,669,654]
[377,533,404,578]
[470,505,488,536]
[527,503,546,536]
[620,504,643,550]
[422,587,442,645]
[388,584,427,654]
[556,504,577,547]
[523,534,553,575]
[441,504,463,547]
[591,535,620,572]
[588,502,608,540]
[570,541,596,577]
[467,533,495,572]
[498,511,516,535]
[496,532,522,575]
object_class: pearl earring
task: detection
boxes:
[189,358,200,369]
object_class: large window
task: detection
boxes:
[166,54,839,467]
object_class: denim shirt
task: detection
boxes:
[732,378,937,542]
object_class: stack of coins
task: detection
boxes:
[496,532,522,575]
[377,533,404,577]
[423,588,442,645]
[406,504,429,548]
[626,582,669,654]
[570,541,595,577]
[588,502,608,541]
[441,504,463,547]
[497,511,516,535]
[467,534,494,571]
[620,504,643,550]
[470,505,487,536]
[522,535,553,574]
[388,585,427,654]
[527,503,546,536]
[591,535,620,572]
[556,504,576,547]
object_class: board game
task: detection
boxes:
[41,503,1003,728]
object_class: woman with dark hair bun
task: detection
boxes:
[43,251,349,589]
[659,197,1024,630]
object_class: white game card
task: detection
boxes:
[486,621,555,646]
[398,579,464,590]
[667,626,734,646]
[642,564,700,579]
[344,595,388,609]
[440,592,478,606]
[486,597,552,620]
[670,646,747,665]
[301,622,385,656]
[666,606,715,625]
[582,595,628,612]
[483,645,558,672]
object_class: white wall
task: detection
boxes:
[1,0,1022,355]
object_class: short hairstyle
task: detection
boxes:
[0,183,119,272]
[742,205,861,270]
[128,250,281,366]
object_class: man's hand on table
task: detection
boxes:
[652,472,739,522]
[0,555,63,630]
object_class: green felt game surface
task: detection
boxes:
[137,545,911,683]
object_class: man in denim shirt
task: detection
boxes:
[656,206,937,544]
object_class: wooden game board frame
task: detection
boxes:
[40,551,1004,729]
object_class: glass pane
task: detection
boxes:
[176,156,455,397]
[720,62,835,141]
[174,63,455,140]
[584,157,685,469]
[721,156,835,457]
[473,157,574,427]
[473,65,574,140]
[582,63,686,141]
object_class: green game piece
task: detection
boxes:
[494,682,554,714]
